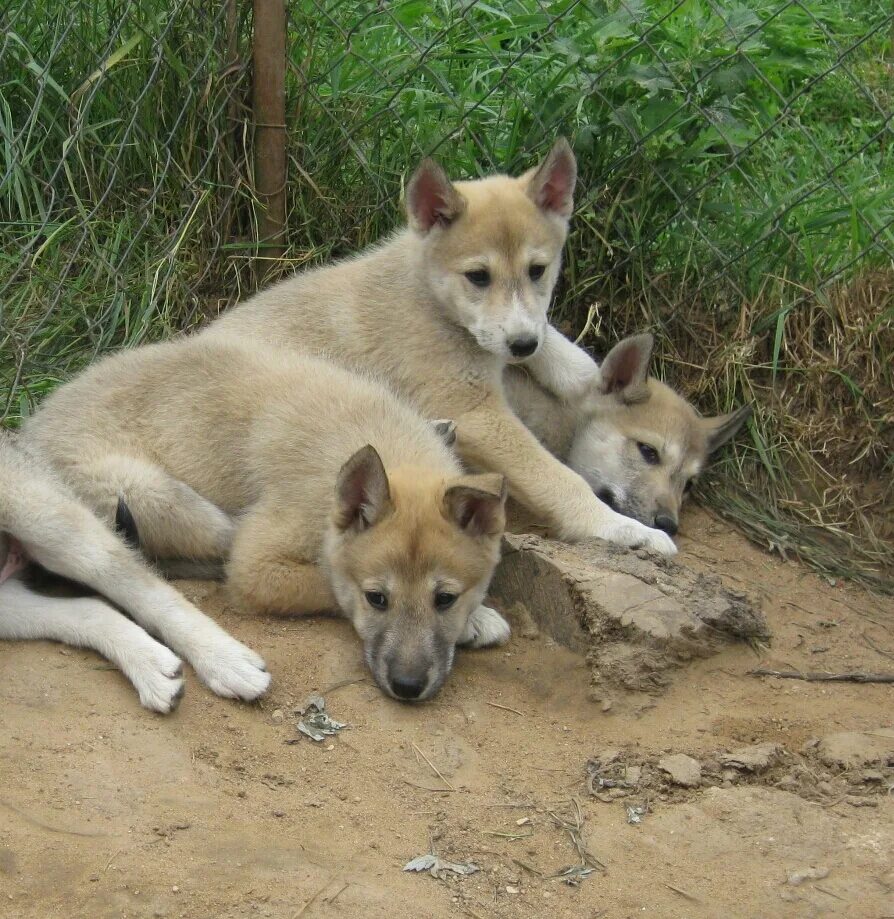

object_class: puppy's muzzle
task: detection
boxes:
[653,513,679,537]
[389,674,427,701]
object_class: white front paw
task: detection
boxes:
[459,605,511,648]
[604,520,677,556]
[190,632,271,700]
[130,644,186,713]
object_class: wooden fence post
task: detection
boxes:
[252,0,287,267]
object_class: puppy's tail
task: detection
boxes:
[115,496,141,549]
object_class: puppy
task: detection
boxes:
[24,337,509,701]
[505,333,752,535]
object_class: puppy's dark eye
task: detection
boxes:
[434,592,457,611]
[638,442,660,465]
[528,263,546,281]
[465,269,490,288]
[683,479,694,494]
[364,590,388,611]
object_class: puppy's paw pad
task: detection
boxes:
[459,605,511,648]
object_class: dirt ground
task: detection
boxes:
[2,506,893,919]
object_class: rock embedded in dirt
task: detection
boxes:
[722,742,785,773]
[658,754,702,788]
[488,533,768,696]
[812,729,894,769]
[625,766,642,787]
[786,866,830,887]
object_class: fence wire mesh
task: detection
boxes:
[1,0,892,587]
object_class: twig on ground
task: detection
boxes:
[485,701,526,716]
[483,801,536,808]
[512,857,544,877]
[412,743,456,792]
[861,631,894,660]
[0,799,107,838]
[323,880,348,904]
[749,668,894,684]
[402,779,454,793]
[483,830,532,840]
[321,676,366,694]
[292,877,332,918]
[665,882,700,902]
[547,798,605,871]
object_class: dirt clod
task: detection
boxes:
[658,754,702,787]
[812,729,894,769]
[722,742,785,772]
[490,533,768,697]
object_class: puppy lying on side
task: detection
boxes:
[505,333,752,535]
[0,432,270,712]
[24,338,508,702]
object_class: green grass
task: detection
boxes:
[1,0,892,589]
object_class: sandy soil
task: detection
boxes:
[2,506,892,919]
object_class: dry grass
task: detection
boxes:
[567,270,893,592]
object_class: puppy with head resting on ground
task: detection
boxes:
[202,139,677,557]
[504,332,752,537]
[21,337,509,703]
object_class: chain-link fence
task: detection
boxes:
[1,0,892,587]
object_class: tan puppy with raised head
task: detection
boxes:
[505,333,752,535]
[203,140,677,556]
[24,337,508,702]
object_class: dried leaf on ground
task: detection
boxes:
[296,695,348,742]
[403,853,479,879]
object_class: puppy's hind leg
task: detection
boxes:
[14,493,270,701]
[66,454,234,560]
[0,578,185,713]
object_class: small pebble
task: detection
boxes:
[505,885,519,895]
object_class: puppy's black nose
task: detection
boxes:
[390,676,426,701]
[508,336,538,358]
[654,513,679,537]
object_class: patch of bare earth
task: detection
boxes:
[2,507,892,918]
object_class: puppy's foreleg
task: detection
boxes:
[458,605,511,648]
[520,325,600,405]
[0,578,185,713]
[455,396,676,555]
[226,504,337,615]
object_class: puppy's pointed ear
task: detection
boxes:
[702,404,752,454]
[600,333,654,400]
[443,474,507,538]
[406,158,466,233]
[335,445,392,531]
[525,137,577,218]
